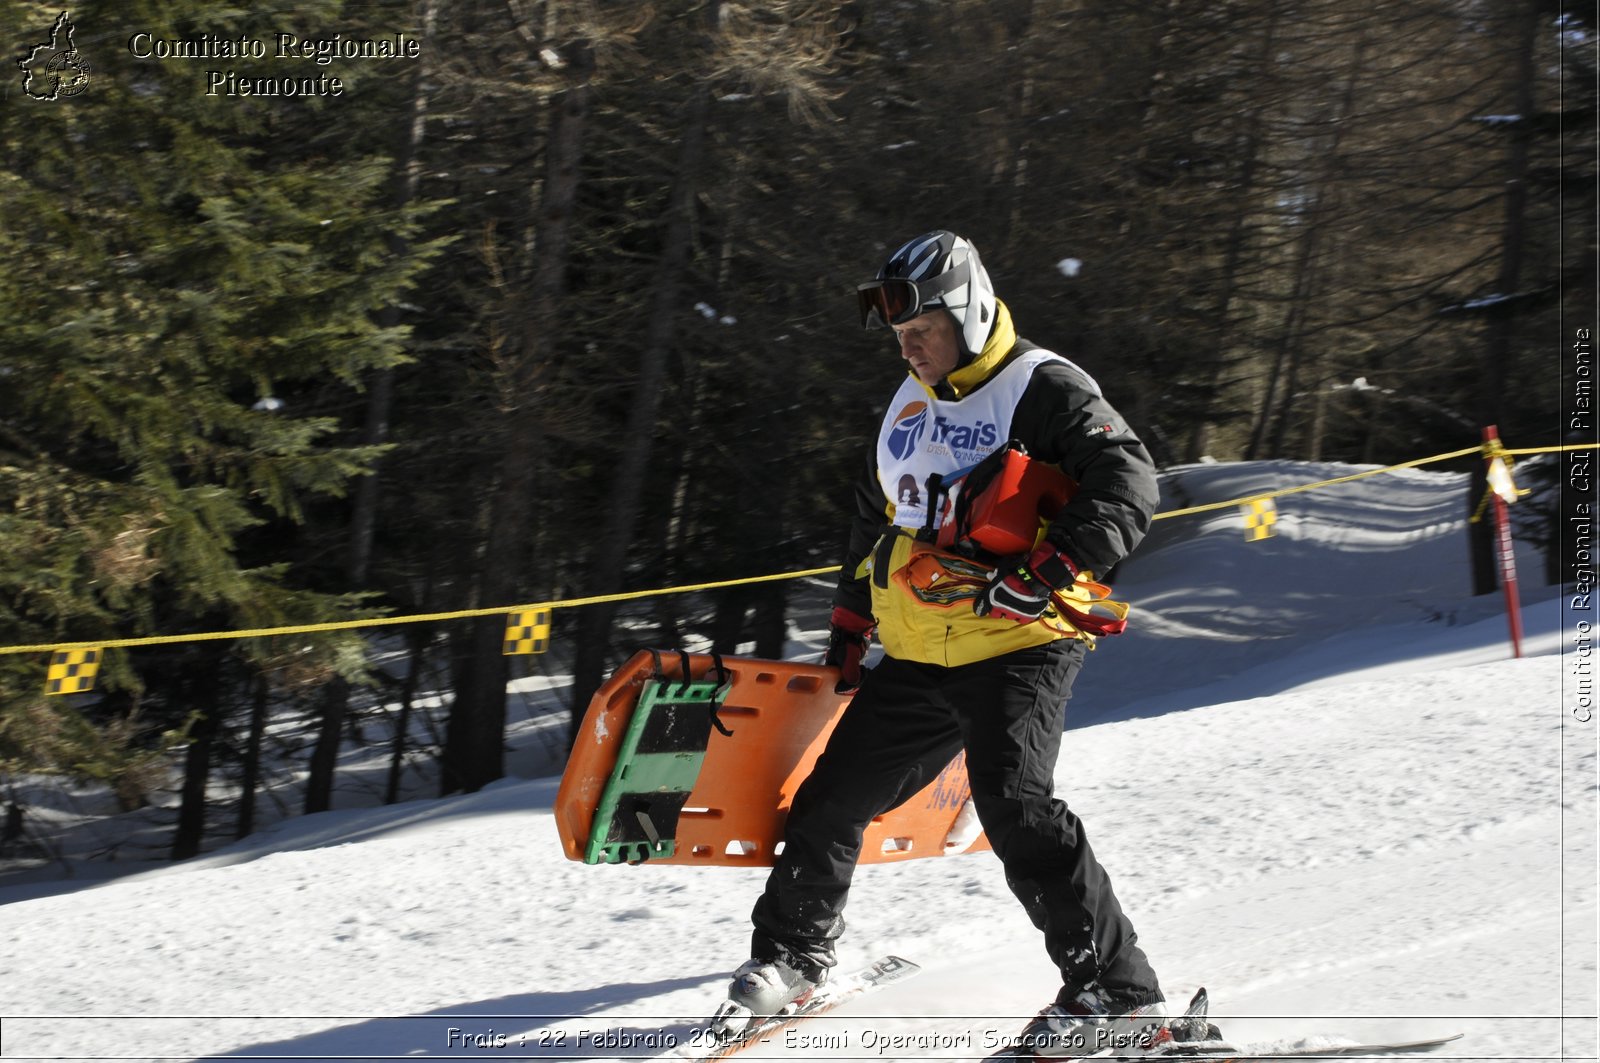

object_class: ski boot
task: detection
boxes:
[707,958,825,1042]
[1013,984,1170,1059]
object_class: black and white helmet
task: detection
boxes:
[857,230,998,359]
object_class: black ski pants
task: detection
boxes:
[751,638,1162,1006]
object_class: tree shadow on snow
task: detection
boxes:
[222,973,719,1061]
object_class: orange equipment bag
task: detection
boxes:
[891,538,1132,637]
[555,649,990,866]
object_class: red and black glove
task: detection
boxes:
[973,543,1080,624]
[823,606,874,694]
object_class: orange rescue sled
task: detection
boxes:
[554,650,990,867]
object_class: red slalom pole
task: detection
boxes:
[1483,425,1524,658]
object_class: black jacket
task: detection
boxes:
[835,338,1159,620]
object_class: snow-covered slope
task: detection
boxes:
[1070,461,1564,725]
[0,461,1593,1063]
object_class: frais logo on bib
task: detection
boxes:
[889,402,1000,462]
[887,402,929,460]
[930,415,998,453]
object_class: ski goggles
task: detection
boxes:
[856,259,971,329]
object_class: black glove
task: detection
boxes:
[974,543,1079,624]
[823,606,874,694]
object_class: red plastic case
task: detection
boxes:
[936,448,1075,556]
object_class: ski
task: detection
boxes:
[983,1031,1464,1062]
[1118,1032,1464,1059]
[673,954,922,1063]
[981,988,1463,1061]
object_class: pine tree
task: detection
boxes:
[0,0,437,853]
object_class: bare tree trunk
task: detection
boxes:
[442,46,594,795]
[346,0,438,587]
[993,0,1038,249]
[386,628,428,804]
[1248,30,1369,459]
[569,85,714,730]
[304,677,347,814]
[711,585,752,655]
[302,0,442,810]
[236,670,268,838]
[752,583,788,659]
[1266,271,1326,456]
[1185,8,1280,463]
[172,651,224,860]
[1471,0,1540,595]
[1248,225,1322,459]
[1306,375,1331,461]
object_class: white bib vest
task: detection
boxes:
[876,349,1086,531]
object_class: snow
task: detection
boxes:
[693,302,737,326]
[1,460,1595,1063]
[1335,377,1376,392]
[1455,292,1520,309]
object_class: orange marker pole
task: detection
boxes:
[1483,425,1524,659]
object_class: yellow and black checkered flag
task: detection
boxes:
[45,648,102,695]
[1242,498,1277,541]
[503,609,552,655]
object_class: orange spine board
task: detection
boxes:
[554,651,990,867]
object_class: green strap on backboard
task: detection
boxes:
[584,666,731,865]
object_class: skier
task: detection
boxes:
[713,231,1168,1058]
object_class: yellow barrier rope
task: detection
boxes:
[2,442,1591,658]
[1503,444,1594,456]
[1150,444,1485,520]
[0,566,843,656]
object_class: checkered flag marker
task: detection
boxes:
[1242,498,1277,541]
[45,648,102,695]
[503,609,552,655]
